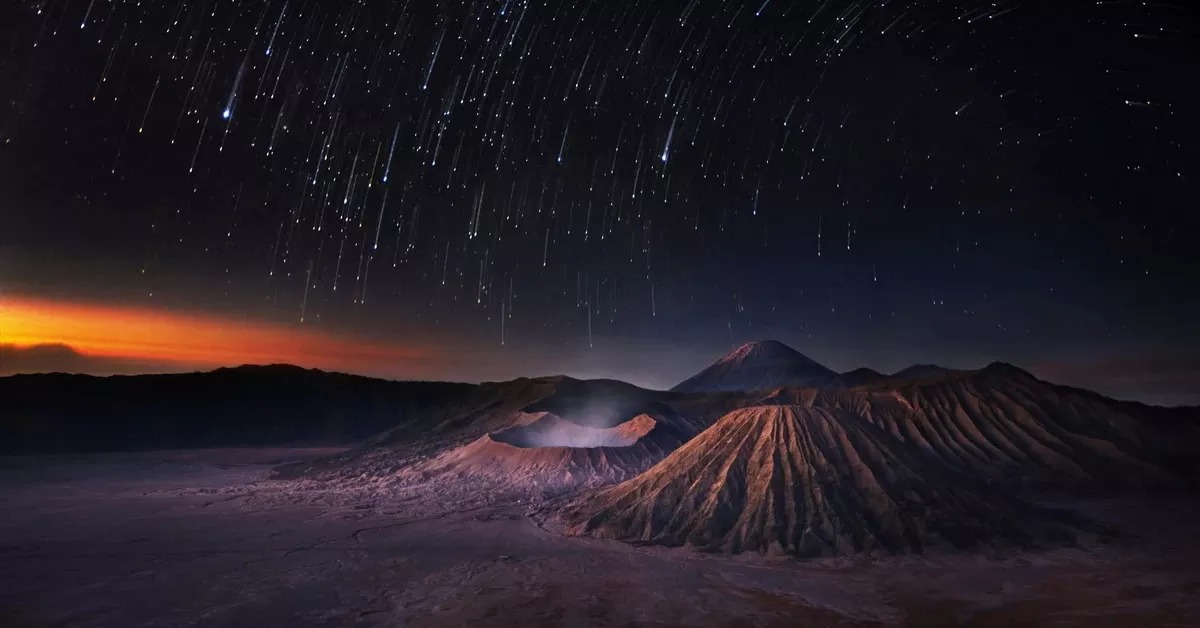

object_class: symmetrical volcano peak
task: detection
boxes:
[671,340,841,393]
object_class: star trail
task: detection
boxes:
[0,0,1196,402]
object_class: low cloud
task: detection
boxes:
[0,295,450,381]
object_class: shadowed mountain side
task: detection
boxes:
[0,366,474,454]
[839,367,889,387]
[564,405,1085,557]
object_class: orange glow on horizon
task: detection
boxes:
[0,295,437,375]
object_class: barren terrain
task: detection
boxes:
[2,448,1198,627]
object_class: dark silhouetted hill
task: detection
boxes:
[0,365,473,454]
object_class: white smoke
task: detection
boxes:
[494,413,654,449]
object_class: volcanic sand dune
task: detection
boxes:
[408,412,687,489]
[566,405,1081,556]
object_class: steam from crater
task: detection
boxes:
[493,413,657,449]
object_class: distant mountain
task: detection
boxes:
[839,367,889,387]
[0,365,473,454]
[671,340,842,393]
[890,364,960,381]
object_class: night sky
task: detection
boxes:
[0,0,1196,404]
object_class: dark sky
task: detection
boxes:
[0,0,1197,404]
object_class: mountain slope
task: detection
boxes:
[566,405,1079,556]
[671,340,842,393]
[840,363,1188,489]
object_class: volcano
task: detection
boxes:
[408,411,690,489]
[671,340,842,393]
[565,405,1080,556]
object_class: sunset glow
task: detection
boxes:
[0,296,434,374]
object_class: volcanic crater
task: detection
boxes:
[407,412,685,489]
[490,412,658,449]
